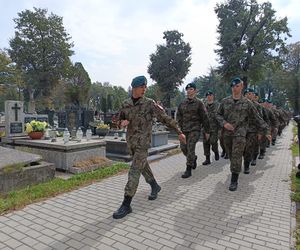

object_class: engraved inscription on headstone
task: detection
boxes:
[5,100,25,137]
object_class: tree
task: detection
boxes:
[215,0,290,87]
[8,7,74,110]
[0,50,24,110]
[278,42,300,114]
[148,30,191,108]
[64,62,91,108]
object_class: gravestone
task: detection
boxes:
[5,100,26,137]
[0,146,55,193]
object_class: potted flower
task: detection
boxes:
[25,120,48,139]
[96,123,110,137]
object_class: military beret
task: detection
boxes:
[244,88,254,95]
[206,90,214,96]
[185,82,196,90]
[131,75,147,88]
[230,77,242,87]
[254,92,259,96]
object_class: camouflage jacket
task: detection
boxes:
[265,107,278,128]
[119,97,182,149]
[177,97,210,133]
[216,96,269,137]
[205,102,220,132]
[247,101,264,133]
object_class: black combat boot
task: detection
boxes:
[251,154,258,166]
[258,149,265,159]
[192,156,198,169]
[229,173,239,191]
[182,165,192,178]
[244,161,250,174]
[113,195,133,219]
[215,151,220,161]
[148,180,161,200]
[224,153,229,159]
[202,155,211,165]
[271,138,276,146]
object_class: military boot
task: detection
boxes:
[221,150,226,158]
[271,138,276,146]
[229,173,239,191]
[113,195,133,219]
[224,153,229,159]
[202,155,211,165]
[148,180,161,200]
[192,156,198,169]
[181,165,192,178]
[214,151,220,161]
[258,149,265,159]
[251,154,258,166]
[244,161,250,174]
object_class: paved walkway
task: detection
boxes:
[0,125,295,250]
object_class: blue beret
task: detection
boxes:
[230,77,242,87]
[185,83,196,90]
[244,88,254,95]
[206,90,214,96]
[131,75,147,88]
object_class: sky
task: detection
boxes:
[1,0,300,90]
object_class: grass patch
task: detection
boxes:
[0,162,129,215]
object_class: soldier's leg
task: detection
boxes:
[243,133,255,173]
[251,134,259,166]
[271,127,278,145]
[182,131,200,178]
[210,131,219,161]
[219,130,226,157]
[229,136,246,191]
[202,133,211,165]
[258,136,266,159]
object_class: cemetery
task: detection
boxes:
[0,100,179,191]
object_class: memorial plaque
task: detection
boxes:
[10,122,23,134]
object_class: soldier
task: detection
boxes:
[243,88,263,173]
[177,83,210,178]
[202,90,220,165]
[216,77,270,191]
[113,75,186,219]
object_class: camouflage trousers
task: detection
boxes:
[124,147,154,197]
[219,130,226,153]
[203,130,219,156]
[223,135,246,174]
[271,127,278,140]
[259,136,268,152]
[243,132,259,163]
[180,130,201,166]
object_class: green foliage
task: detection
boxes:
[215,0,290,85]
[89,82,128,112]
[1,163,26,174]
[8,7,74,105]
[64,62,91,108]
[148,30,191,108]
[0,163,129,214]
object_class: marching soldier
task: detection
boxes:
[202,90,220,165]
[113,75,186,219]
[216,77,270,191]
[177,83,210,178]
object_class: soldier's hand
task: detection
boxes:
[205,133,210,140]
[266,134,272,142]
[179,133,186,144]
[257,134,262,141]
[224,122,234,131]
[120,120,129,127]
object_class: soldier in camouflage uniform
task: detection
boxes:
[202,90,220,165]
[216,77,270,191]
[259,99,278,158]
[243,88,264,173]
[113,76,186,219]
[177,83,210,178]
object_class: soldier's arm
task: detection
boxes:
[249,104,270,135]
[153,101,183,135]
[198,101,210,134]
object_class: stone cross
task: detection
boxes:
[11,103,21,121]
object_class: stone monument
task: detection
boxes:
[4,100,26,137]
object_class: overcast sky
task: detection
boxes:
[1,0,300,90]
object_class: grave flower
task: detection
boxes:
[25,120,48,134]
